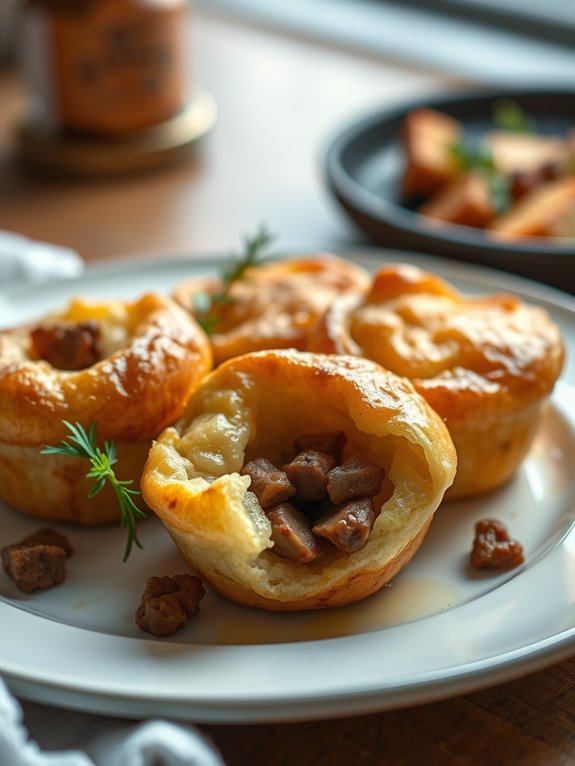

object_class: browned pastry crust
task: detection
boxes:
[0,293,213,524]
[141,349,457,611]
[308,263,564,500]
[172,254,369,364]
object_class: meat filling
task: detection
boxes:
[312,497,376,553]
[30,319,102,371]
[240,458,295,509]
[283,450,336,502]
[267,503,325,564]
[294,431,347,462]
[243,433,385,564]
[327,455,385,505]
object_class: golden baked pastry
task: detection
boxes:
[309,264,564,500]
[141,349,457,611]
[0,293,212,524]
[172,254,369,365]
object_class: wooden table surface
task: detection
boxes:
[1,8,574,765]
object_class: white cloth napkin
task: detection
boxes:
[0,230,84,287]
[0,230,225,766]
[0,678,224,766]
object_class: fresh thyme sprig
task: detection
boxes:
[195,224,276,334]
[41,421,146,562]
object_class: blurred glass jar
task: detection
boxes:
[22,0,187,136]
[0,0,21,67]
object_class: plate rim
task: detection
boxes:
[323,86,575,261]
[4,620,575,723]
[2,249,575,723]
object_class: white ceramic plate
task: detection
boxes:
[1,249,575,723]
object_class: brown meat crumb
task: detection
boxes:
[470,518,525,570]
[30,319,102,371]
[294,432,347,462]
[1,545,67,592]
[1,527,72,592]
[313,497,376,553]
[240,458,295,509]
[135,574,205,637]
[267,503,325,564]
[327,454,384,505]
[283,450,336,502]
[242,443,385,564]
[18,527,73,556]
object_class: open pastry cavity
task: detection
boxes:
[5,299,133,370]
[0,294,213,446]
[142,350,457,610]
[37,297,132,360]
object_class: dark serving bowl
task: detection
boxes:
[324,88,575,294]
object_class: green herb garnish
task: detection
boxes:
[487,171,512,215]
[450,139,511,213]
[41,421,145,562]
[450,139,496,173]
[493,99,536,134]
[195,224,276,334]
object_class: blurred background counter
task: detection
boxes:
[0,5,464,263]
[1,4,575,766]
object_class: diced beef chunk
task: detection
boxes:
[137,594,188,637]
[267,503,324,564]
[242,441,386,563]
[30,319,102,370]
[327,455,384,505]
[18,527,73,556]
[294,431,347,462]
[1,544,66,592]
[283,450,336,502]
[135,574,205,637]
[240,458,295,509]
[313,497,375,553]
[470,519,525,570]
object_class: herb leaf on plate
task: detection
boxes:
[41,421,146,562]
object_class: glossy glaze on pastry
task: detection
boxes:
[141,349,457,611]
[172,254,369,364]
[0,293,212,524]
[308,264,564,499]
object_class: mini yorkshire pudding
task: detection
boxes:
[141,350,457,611]
[172,254,369,364]
[0,293,213,524]
[309,263,565,500]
